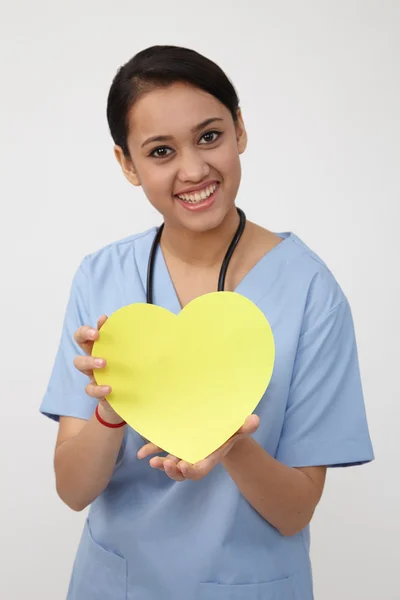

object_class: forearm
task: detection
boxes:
[54,407,125,511]
[222,436,324,536]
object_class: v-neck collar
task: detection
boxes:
[136,228,295,314]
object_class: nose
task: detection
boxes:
[177,148,210,183]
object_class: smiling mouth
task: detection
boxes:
[175,182,219,204]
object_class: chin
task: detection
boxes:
[178,203,236,234]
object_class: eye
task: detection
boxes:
[148,130,222,160]
[149,146,173,159]
[199,130,222,144]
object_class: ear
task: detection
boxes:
[113,145,141,187]
[235,108,247,154]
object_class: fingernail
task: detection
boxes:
[94,359,104,367]
[89,329,96,337]
[101,386,111,393]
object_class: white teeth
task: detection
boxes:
[177,183,218,204]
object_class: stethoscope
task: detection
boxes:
[146,207,247,305]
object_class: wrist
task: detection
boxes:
[223,434,251,462]
[96,403,126,426]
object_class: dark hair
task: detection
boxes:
[106,45,240,158]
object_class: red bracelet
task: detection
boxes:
[95,404,126,428]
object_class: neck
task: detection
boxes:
[160,206,242,268]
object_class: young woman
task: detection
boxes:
[40,45,374,600]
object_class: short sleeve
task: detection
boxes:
[39,258,97,422]
[276,299,374,467]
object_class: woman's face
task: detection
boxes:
[114,81,247,232]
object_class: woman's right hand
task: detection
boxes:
[73,314,122,422]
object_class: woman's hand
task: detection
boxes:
[73,314,122,423]
[137,414,260,481]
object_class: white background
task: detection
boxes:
[1,1,399,598]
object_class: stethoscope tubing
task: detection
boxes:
[146,208,246,305]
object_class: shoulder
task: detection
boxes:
[77,227,157,276]
[279,231,349,328]
[67,227,159,317]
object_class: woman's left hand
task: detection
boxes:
[137,414,260,481]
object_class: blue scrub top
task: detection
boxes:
[40,227,374,600]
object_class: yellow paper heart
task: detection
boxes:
[93,291,275,463]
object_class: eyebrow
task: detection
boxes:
[141,117,224,148]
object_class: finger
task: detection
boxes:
[73,315,108,356]
[216,415,260,458]
[73,355,107,376]
[74,325,99,355]
[163,459,186,482]
[236,414,260,435]
[137,443,164,459]
[148,454,178,468]
[178,459,208,481]
[148,453,180,466]
[85,382,112,399]
[179,439,235,480]
[177,417,261,481]
[166,454,180,464]
[149,457,165,472]
[97,314,108,330]
[149,456,186,481]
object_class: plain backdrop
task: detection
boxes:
[1,1,399,598]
